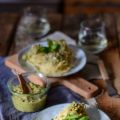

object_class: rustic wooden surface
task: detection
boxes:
[64,0,120,14]
[0,13,19,56]
[1,12,120,120]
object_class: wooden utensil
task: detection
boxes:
[13,70,30,94]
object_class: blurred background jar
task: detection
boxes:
[15,6,51,51]
[23,6,50,38]
[78,17,108,54]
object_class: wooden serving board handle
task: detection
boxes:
[58,78,99,98]
[5,54,99,98]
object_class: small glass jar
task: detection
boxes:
[7,72,50,112]
[20,6,50,38]
[78,17,108,54]
[15,6,51,51]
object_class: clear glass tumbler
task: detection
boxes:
[19,6,50,39]
[78,18,108,54]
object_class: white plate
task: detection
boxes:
[18,41,87,77]
[33,103,110,120]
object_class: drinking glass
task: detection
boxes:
[78,17,108,54]
[20,6,50,38]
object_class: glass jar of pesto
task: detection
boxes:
[7,72,50,112]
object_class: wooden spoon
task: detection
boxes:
[17,73,30,94]
[12,69,30,94]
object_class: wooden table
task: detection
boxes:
[1,12,120,120]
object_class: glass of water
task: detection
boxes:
[78,17,108,54]
[19,6,50,39]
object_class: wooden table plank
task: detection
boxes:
[0,13,19,56]
[62,14,87,41]
[102,13,118,50]
[99,49,120,120]
[115,13,120,57]
[97,14,120,120]
[48,13,62,32]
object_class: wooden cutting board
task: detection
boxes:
[5,54,99,99]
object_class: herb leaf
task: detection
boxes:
[37,39,61,53]
[50,43,60,52]
[47,39,60,52]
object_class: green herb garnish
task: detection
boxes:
[37,39,60,53]
[48,39,60,52]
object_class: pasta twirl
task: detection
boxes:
[22,39,74,76]
[53,102,89,120]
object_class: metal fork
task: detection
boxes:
[81,90,104,120]
[8,112,20,120]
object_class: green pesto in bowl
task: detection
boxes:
[8,72,49,112]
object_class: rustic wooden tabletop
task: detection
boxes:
[1,12,120,120]
[1,12,120,56]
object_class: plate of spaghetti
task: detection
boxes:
[18,39,86,77]
[33,102,110,120]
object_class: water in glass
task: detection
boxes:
[78,18,108,54]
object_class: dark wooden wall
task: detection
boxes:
[0,0,63,13]
[0,0,120,14]
[64,0,120,14]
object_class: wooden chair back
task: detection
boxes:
[64,0,120,14]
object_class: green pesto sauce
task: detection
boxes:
[12,82,47,112]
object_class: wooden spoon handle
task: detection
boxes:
[59,78,99,99]
[17,74,30,94]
